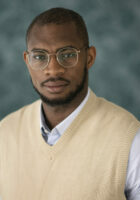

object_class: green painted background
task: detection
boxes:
[0,0,140,120]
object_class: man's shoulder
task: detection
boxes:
[0,100,41,128]
[89,90,139,124]
[101,97,138,122]
[86,90,140,140]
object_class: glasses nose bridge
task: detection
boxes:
[46,51,63,70]
[48,51,59,63]
[49,50,59,57]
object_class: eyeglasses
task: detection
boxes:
[26,47,85,70]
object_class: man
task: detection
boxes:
[0,7,140,200]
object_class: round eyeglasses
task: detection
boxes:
[26,47,84,70]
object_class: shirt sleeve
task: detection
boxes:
[125,128,140,200]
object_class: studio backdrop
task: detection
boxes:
[0,0,140,120]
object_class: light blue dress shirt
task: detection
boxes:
[40,89,140,200]
[40,89,90,145]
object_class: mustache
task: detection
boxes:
[41,77,70,87]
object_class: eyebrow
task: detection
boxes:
[30,45,78,53]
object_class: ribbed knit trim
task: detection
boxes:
[33,90,98,156]
[31,90,140,162]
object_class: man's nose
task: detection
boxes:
[43,55,65,76]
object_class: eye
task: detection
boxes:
[63,53,76,58]
[33,54,46,61]
[59,52,77,61]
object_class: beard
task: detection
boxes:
[31,66,88,107]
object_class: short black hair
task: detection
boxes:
[26,7,89,47]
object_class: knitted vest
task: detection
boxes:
[0,90,140,200]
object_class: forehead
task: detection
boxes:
[27,23,83,51]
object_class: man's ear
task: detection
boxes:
[23,51,29,68]
[87,46,96,69]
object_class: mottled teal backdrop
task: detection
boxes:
[0,0,140,120]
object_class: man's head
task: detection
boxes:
[24,8,96,107]
[26,7,89,48]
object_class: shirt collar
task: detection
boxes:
[40,88,90,135]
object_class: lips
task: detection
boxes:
[43,80,69,93]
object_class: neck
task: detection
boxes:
[42,87,88,129]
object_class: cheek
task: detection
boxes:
[29,70,42,87]
[76,60,87,76]
[70,66,85,84]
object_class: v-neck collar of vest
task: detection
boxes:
[33,89,98,157]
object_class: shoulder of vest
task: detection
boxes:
[0,100,41,128]
[87,90,139,125]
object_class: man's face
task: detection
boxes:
[24,22,96,106]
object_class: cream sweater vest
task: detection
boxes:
[0,91,140,200]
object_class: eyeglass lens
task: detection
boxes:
[28,48,79,70]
